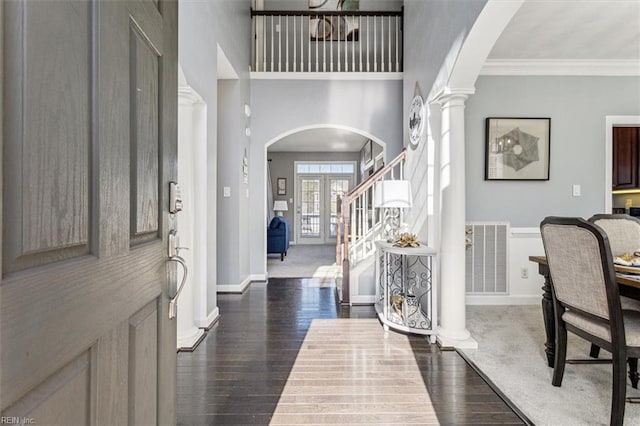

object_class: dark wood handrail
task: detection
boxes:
[251,9,402,17]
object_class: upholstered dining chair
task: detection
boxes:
[540,217,640,426]
[589,214,640,385]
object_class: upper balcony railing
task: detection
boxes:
[251,9,403,74]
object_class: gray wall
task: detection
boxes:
[401,0,486,241]
[217,80,252,286]
[179,0,252,293]
[250,79,403,275]
[466,76,640,227]
[268,151,360,240]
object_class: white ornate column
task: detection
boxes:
[434,89,477,349]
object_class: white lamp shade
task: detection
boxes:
[273,200,288,212]
[374,180,413,208]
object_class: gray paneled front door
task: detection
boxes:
[1,0,178,424]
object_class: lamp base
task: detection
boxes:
[383,208,401,241]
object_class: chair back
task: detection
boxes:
[540,217,619,321]
[589,214,640,257]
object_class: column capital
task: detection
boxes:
[430,87,475,107]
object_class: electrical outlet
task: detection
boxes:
[521,267,529,279]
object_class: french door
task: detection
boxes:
[297,175,352,244]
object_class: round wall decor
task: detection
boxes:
[408,95,426,148]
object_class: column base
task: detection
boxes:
[437,328,478,349]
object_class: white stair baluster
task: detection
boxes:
[358,16,362,72]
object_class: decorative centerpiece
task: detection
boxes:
[393,233,420,248]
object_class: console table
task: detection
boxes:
[375,241,437,342]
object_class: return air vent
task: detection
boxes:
[465,222,509,294]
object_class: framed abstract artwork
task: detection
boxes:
[485,117,551,181]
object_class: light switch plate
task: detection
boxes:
[223,187,231,198]
[572,184,581,197]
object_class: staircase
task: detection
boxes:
[336,149,407,304]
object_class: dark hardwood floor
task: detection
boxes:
[177,278,525,425]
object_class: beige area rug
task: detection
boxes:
[267,244,341,282]
[462,305,640,426]
[270,319,438,425]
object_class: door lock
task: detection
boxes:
[169,181,183,214]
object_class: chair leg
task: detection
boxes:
[629,357,639,389]
[590,344,600,358]
[280,253,284,261]
[552,321,567,386]
[611,350,627,426]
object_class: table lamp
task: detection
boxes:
[374,180,412,241]
[274,200,288,217]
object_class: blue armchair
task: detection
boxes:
[267,216,290,261]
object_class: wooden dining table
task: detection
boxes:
[529,255,640,368]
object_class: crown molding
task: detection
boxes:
[481,59,640,76]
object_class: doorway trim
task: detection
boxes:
[604,115,640,213]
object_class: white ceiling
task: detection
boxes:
[488,0,640,61]
[268,128,369,152]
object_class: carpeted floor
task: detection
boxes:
[267,244,340,283]
[463,305,640,426]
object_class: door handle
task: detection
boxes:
[168,255,188,319]
[167,229,188,319]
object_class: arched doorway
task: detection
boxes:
[264,125,387,278]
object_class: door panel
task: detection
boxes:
[131,22,160,240]
[3,0,91,273]
[327,177,351,240]
[298,176,322,241]
[1,0,178,423]
[3,352,90,425]
[128,300,159,426]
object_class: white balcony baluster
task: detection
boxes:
[252,10,402,75]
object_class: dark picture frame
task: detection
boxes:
[362,139,372,165]
[277,178,287,195]
[485,117,551,181]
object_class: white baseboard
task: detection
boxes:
[217,276,253,293]
[196,307,220,329]
[249,274,267,282]
[350,295,376,305]
[466,295,539,305]
[177,327,205,350]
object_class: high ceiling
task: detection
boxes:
[488,0,640,60]
[267,1,639,151]
[268,127,370,152]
